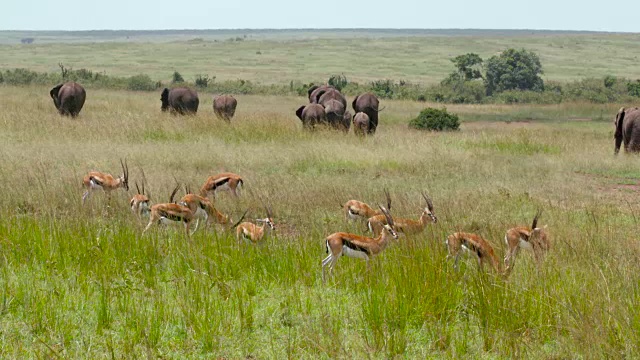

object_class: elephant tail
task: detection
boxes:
[362,105,385,113]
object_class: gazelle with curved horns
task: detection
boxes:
[178,185,231,232]
[445,232,500,273]
[236,204,276,244]
[323,205,398,282]
[342,189,392,222]
[82,159,129,204]
[368,192,437,236]
[504,210,549,274]
[200,172,244,198]
[142,183,195,237]
[130,180,151,218]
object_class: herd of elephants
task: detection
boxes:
[47,79,640,278]
[49,81,382,135]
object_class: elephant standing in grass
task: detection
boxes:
[323,99,346,130]
[50,81,86,117]
[213,95,238,122]
[340,110,352,133]
[352,93,380,134]
[308,85,335,103]
[353,112,371,136]
[296,104,326,130]
[615,107,640,154]
[161,87,199,115]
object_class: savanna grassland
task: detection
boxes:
[2,29,640,359]
[2,29,640,84]
[1,85,640,358]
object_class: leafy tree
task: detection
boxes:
[451,53,483,81]
[484,48,544,95]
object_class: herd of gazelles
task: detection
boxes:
[80,160,550,281]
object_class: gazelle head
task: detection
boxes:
[529,209,549,249]
[130,179,151,216]
[378,204,398,239]
[256,205,276,231]
[421,192,437,223]
[119,159,130,191]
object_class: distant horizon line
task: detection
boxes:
[0,28,636,34]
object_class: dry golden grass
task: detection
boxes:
[1,85,640,358]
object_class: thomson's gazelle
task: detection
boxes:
[235,206,276,244]
[368,192,437,236]
[82,159,129,204]
[446,232,500,273]
[504,210,549,274]
[322,205,398,281]
[342,189,391,222]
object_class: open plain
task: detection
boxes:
[1,30,640,358]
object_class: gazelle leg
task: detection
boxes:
[504,247,518,273]
[81,190,90,204]
[328,252,341,277]
[142,220,154,235]
[322,254,333,283]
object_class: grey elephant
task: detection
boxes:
[161,87,199,115]
[308,85,334,103]
[352,93,380,134]
[340,110,352,133]
[318,88,347,109]
[615,107,640,154]
[50,81,86,117]
[353,112,371,136]
[323,99,346,129]
[213,95,238,122]
[296,104,326,130]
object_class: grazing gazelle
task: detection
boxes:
[322,205,398,281]
[199,172,243,198]
[130,181,151,218]
[504,210,549,274]
[178,185,231,232]
[368,192,437,236]
[142,184,195,236]
[82,159,129,204]
[446,232,500,273]
[342,189,391,222]
[235,205,276,244]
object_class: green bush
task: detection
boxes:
[172,71,184,84]
[127,74,156,91]
[328,74,348,91]
[627,80,640,97]
[409,107,460,131]
[195,74,213,88]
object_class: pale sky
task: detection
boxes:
[3,0,639,32]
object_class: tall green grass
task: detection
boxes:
[0,85,639,357]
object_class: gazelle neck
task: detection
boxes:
[376,227,395,248]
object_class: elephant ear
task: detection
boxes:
[307,85,319,101]
[50,84,63,108]
[295,106,306,120]
[615,107,625,139]
[160,88,170,110]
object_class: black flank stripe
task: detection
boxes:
[343,239,371,255]
[90,176,103,186]
[159,210,184,222]
[212,177,231,190]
